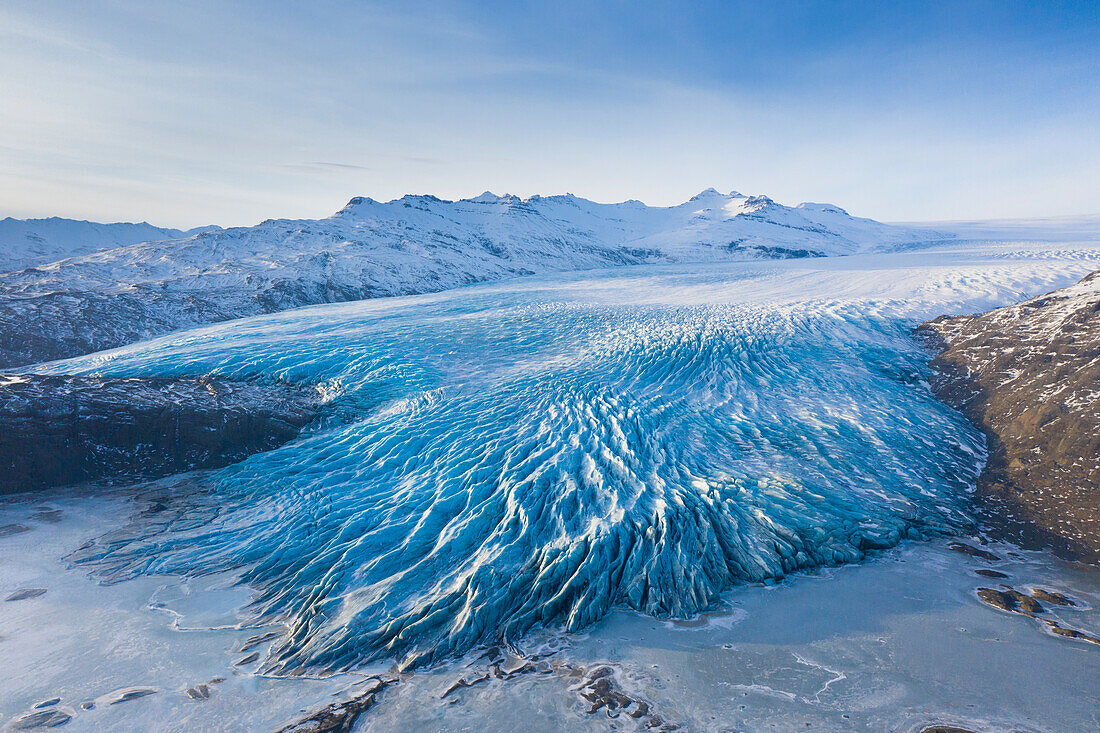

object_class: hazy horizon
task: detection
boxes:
[5,190,1100,233]
[3,0,1098,228]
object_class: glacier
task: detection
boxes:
[33,257,1006,674]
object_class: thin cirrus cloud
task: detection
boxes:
[0,0,1098,228]
[283,162,376,174]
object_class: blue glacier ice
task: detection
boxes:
[41,264,986,674]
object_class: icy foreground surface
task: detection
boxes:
[32,243,1100,675]
[3,496,1099,732]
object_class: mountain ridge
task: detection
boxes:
[0,189,946,368]
[0,216,219,273]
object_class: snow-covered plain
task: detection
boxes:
[3,238,1100,731]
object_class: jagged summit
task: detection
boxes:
[464,191,522,204]
[687,187,727,201]
[342,196,376,208]
[338,189,812,217]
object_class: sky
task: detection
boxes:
[1,0,1098,228]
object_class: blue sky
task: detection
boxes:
[1,0,1098,227]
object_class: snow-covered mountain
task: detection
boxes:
[0,216,217,273]
[0,190,946,367]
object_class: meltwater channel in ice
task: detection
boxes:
[37,252,1083,675]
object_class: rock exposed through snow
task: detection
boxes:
[0,374,321,493]
[919,270,1100,563]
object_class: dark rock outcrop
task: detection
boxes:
[5,588,48,602]
[106,687,158,705]
[0,375,319,493]
[918,271,1100,563]
[1029,588,1076,607]
[976,587,1044,616]
[972,583,1100,646]
[276,649,679,733]
[948,541,1001,562]
[276,676,393,733]
[8,708,73,729]
[973,568,1009,579]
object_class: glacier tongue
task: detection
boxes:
[47,261,988,673]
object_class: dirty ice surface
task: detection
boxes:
[3,240,1100,731]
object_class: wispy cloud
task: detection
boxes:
[283,162,375,173]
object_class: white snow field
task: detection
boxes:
[0,216,216,273]
[2,238,1099,731]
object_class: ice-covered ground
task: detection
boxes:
[3,239,1100,731]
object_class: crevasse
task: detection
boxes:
[45,268,985,673]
